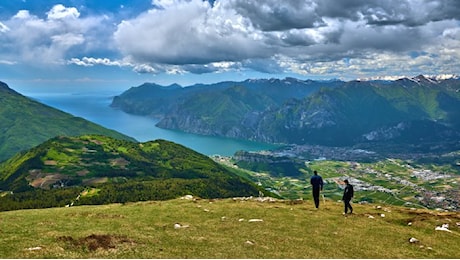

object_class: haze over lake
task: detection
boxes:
[27,90,278,156]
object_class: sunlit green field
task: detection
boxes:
[230,158,460,211]
[0,197,459,258]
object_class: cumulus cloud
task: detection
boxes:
[68,57,128,67]
[109,0,459,76]
[0,22,9,32]
[46,4,80,20]
[114,0,272,67]
[0,4,113,65]
[1,0,459,78]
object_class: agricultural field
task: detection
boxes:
[217,156,460,211]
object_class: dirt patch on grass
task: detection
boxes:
[76,169,90,176]
[110,157,130,168]
[29,173,69,189]
[57,234,135,251]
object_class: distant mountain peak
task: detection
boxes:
[357,74,459,82]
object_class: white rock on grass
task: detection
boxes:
[174,223,190,229]
[435,223,452,233]
[409,237,419,243]
[26,246,42,251]
[248,219,264,222]
[245,240,255,246]
[181,195,194,200]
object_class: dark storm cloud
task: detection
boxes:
[230,0,325,31]
[317,0,460,27]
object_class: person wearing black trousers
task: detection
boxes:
[310,170,323,209]
[342,179,354,214]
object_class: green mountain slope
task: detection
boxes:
[0,198,459,258]
[157,85,278,137]
[111,76,460,153]
[257,78,460,147]
[0,81,135,162]
[0,135,264,210]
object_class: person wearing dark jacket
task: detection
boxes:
[342,179,354,214]
[310,170,323,209]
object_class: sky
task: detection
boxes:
[1,0,459,92]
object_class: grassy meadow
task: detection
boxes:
[0,197,459,258]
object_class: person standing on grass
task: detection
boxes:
[310,170,323,209]
[342,179,354,214]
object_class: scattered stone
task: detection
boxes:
[409,237,419,243]
[238,218,245,222]
[408,222,412,226]
[181,195,194,200]
[26,246,42,251]
[435,223,452,233]
[174,223,190,229]
[248,219,264,222]
[255,197,277,202]
[427,247,433,250]
[221,216,227,221]
[376,206,382,209]
[203,209,210,212]
[245,240,255,246]
[380,214,385,218]
[368,215,375,219]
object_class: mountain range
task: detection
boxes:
[111,75,460,153]
[0,81,135,162]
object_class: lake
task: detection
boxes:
[27,91,278,156]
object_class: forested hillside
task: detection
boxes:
[0,135,266,211]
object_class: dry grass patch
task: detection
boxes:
[57,234,135,251]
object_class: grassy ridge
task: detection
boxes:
[0,198,459,258]
[0,82,135,162]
